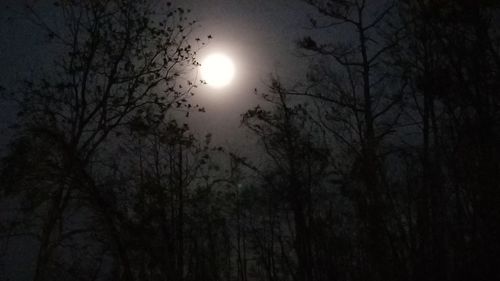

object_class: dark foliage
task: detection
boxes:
[1,1,499,281]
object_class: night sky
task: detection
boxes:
[177,0,315,146]
[0,0,316,148]
[2,1,499,281]
[0,1,314,277]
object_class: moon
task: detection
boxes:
[200,53,235,88]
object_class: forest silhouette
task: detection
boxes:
[1,1,499,281]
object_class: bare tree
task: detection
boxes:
[295,1,405,280]
[1,1,206,280]
[241,79,331,281]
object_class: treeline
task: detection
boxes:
[1,1,499,281]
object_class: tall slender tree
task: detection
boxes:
[1,1,204,280]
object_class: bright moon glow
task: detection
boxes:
[201,53,235,88]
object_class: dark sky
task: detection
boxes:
[174,0,316,147]
[0,1,391,279]
[0,0,318,150]
[0,2,314,276]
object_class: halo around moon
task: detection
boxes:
[200,53,235,88]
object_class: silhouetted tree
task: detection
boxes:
[296,1,406,280]
[396,1,500,280]
[111,118,228,281]
[1,1,500,281]
[241,79,331,281]
[1,0,205,280]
